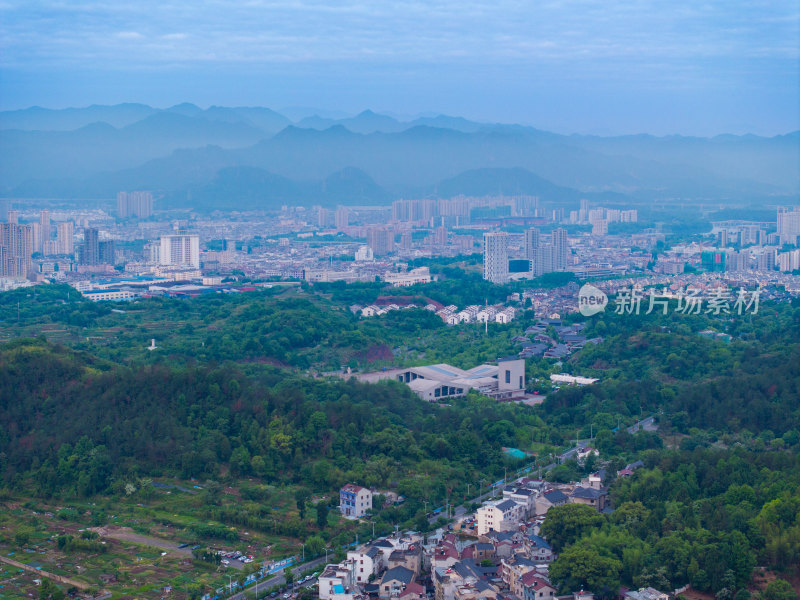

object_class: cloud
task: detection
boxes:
[0,0,796,133]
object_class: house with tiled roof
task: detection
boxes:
[380,566,416,599]
[520,573,556,600]
[523,535,554,563]
[340,484,373,518]
[569,486,608,511]
[534,489,568,515]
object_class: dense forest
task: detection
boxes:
[0,339,543,508]
[544,446,800,596]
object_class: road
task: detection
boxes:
[0,555,89,590]
[225,555,328,600]
[427,414,657,525]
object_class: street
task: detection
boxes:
[427,414,656,524]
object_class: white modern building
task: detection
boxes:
[483,232,509,284]
[357,357,526,402]
[383,267,432,287]
[159,234,200,269]
[476,499,525,535]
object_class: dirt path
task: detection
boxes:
[91,526,192,557]
[0,555,89,590]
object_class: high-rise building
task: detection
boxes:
[483,232,509,284]
[99,240,116,265]
[335,207,350,229]
[757,248,776,272]
[117,191,154,219]
[434,226,448,247]
[366,227,392,256]
[0,222,33,278]
[552,228,568,270]
[777,206,800,246]
[592,220,609,236]
[317,207,331,228]
[57,221,74,255]
[40,210,50,245]
[400,231,413,251]
[778,249,800,272]
[159,234,200,268]
[525,228,540,260]
[533,244,554,277]
[725,250,748,272]
[7,210,18,225]
[579,199,589,223]
[81,228,100,265]
[31,223,41,254]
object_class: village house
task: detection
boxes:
[521,573,557,600]
[569,486,608,511]
[379,566,417,599]
[347,546,384,584]
[477,499,525,535]
[340,484,373,518]
[534,489,569,515]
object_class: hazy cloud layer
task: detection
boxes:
[1,1,798,134]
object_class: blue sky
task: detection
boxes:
[1,0,798,135]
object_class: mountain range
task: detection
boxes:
[1,103,797,210]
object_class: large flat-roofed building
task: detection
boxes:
[358,357,526,401]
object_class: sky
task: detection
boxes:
[1,0,798,136]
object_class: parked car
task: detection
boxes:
[221,559,230,565]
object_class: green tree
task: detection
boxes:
[295,488,311,520]
[764,580,797,600]
[549,545,622,593]
[316,503,329,529]
[306,535,325,556]
[540,504,605,551]
[39,579,65,600]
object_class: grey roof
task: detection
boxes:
[373,540,394,547]
[542,489,568,503]
[571,487,605,500]
[365,546,381,559]
[510,488,533,497]
[496,499,518,511]
[382,566,415,585]
[526,535,551,550]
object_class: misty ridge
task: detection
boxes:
[1,102,797,210]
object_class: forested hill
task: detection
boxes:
[0,339,543,498]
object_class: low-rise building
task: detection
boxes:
[348,546,384,584]
[340,484,373,519]
[534,489,568,515]
[569,486,608,511]
[521,573,556,600]
[379,566,417,599]
[477,499,525,535]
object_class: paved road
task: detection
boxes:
[427,415,657,525]
[225,555,327,600]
